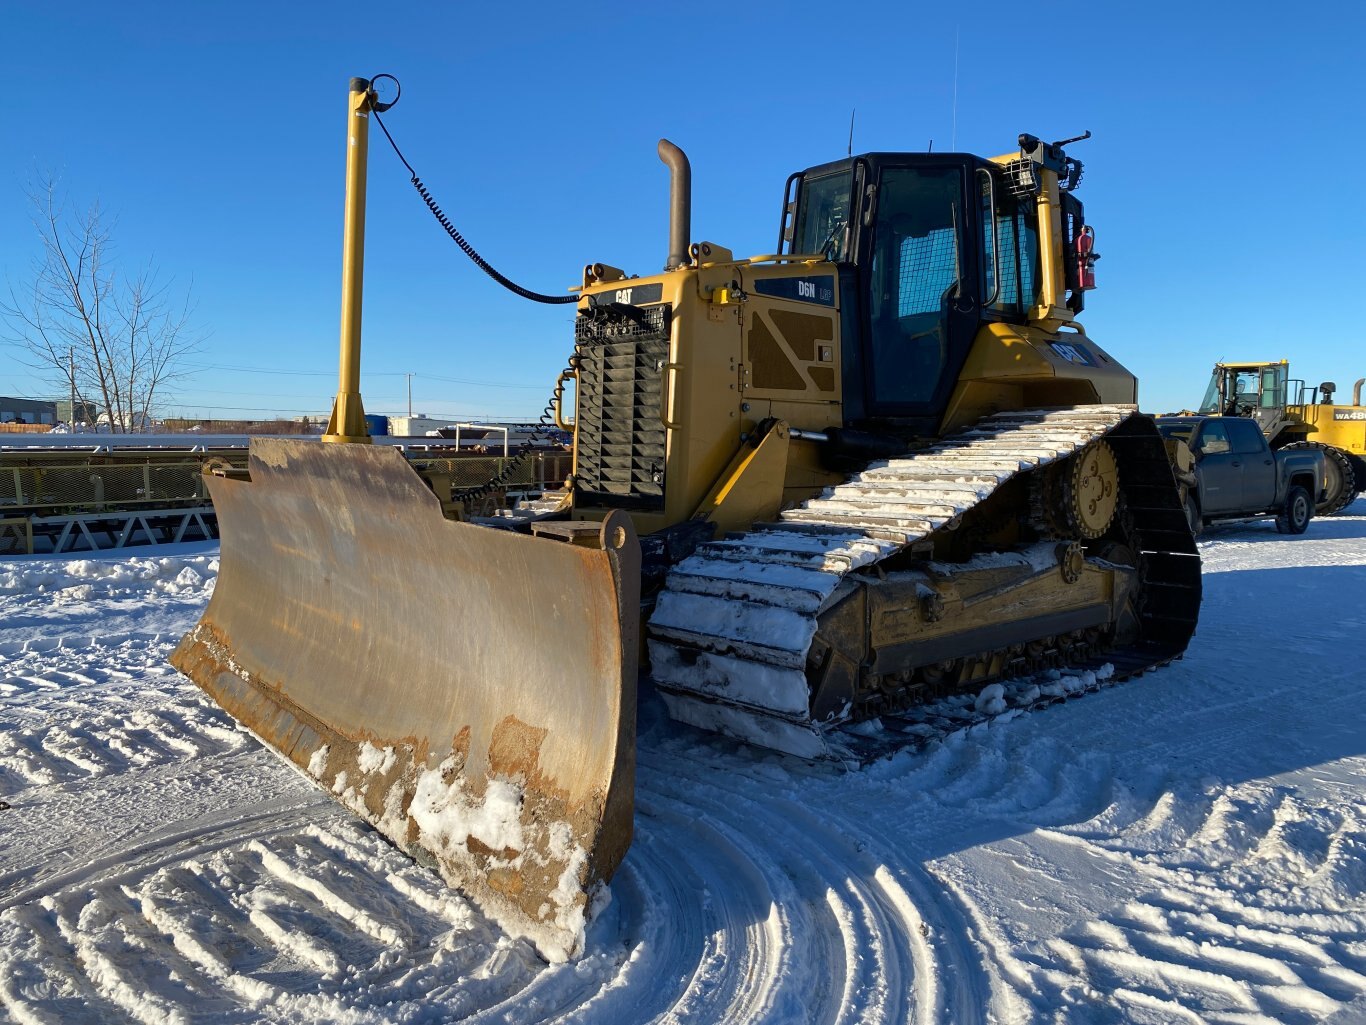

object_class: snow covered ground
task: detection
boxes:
[2,503,1365,1024]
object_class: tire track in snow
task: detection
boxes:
[618,732,994,1024]
[0,685,250,795]
[929,761,1366,1021]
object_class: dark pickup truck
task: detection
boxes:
[1156,415,1327,536]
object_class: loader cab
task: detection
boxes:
[1199,362,1291,436]
[781,152,1053,432]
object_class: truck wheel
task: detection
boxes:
[1184,494,1203,538]
[1275,485,1313,535]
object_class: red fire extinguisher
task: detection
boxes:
[1075,226,1098,290]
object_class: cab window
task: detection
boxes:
[1227,418,1265,454]
[867,167,963,406]
[1197,421,1231,455]
[1228,370,1260,413]
[791,171,854,262]
[980,171,1040,315]
[1197,370,1223,414]
[1259,365,1287,408]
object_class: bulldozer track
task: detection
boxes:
[648,405,1200,757]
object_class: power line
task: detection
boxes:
[180,362,406,377]
[417,372,547,390]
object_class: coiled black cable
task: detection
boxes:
[365,75,581,505]
[368,103,577,306]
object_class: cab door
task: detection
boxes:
[1227,418,1275,509]
[1193,421,1241,512]
[859,163,980,426]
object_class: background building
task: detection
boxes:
[55,399,99,424]
[0,397,57,425]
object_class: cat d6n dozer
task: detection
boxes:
[1193,359,1366,513]
[173,78,1200,961]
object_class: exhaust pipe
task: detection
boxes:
[657,139,691,271]
[1354,377,1364,406]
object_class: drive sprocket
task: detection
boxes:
[1032,439,1120,539]
[1063,440,1120,539]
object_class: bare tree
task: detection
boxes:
[1,178,202,432]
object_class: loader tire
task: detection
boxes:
[1283,441,1357,515]
[1275,485,1313,535]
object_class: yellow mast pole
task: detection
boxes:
[323,77,374,444]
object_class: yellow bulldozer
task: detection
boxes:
[1192,359,1366,513]
[171,78,1200,961]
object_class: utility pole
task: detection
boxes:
[68,346,76,429]
[406,372,413,417]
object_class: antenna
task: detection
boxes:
[951,25,960,151]
[927,139,933,153]
[847,109,855,156]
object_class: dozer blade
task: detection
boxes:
[171,438,639,962]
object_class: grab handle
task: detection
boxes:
[659,362,683,431]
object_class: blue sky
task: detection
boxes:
[2,0,1363,421]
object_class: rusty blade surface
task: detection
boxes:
[171,438,639,961]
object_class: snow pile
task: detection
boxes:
[0,551,218,601]
[973,682,1006,715]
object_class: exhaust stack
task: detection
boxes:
[657,139,691,271]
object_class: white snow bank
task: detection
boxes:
[0,551,218,599]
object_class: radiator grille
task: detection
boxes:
[573,304,670,510]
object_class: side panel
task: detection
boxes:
[737,264,842,416]
[1296,403,1366,456]
[738,263,847,505]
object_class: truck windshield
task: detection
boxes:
[792,171,854,261]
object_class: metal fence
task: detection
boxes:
[0,445,576,555]
[1,452,249,517]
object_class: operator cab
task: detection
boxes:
[781,138,1091,431]
[1198,362,1290,434]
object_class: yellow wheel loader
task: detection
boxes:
[1192,360,1366,514]
[172,78,1200,960]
